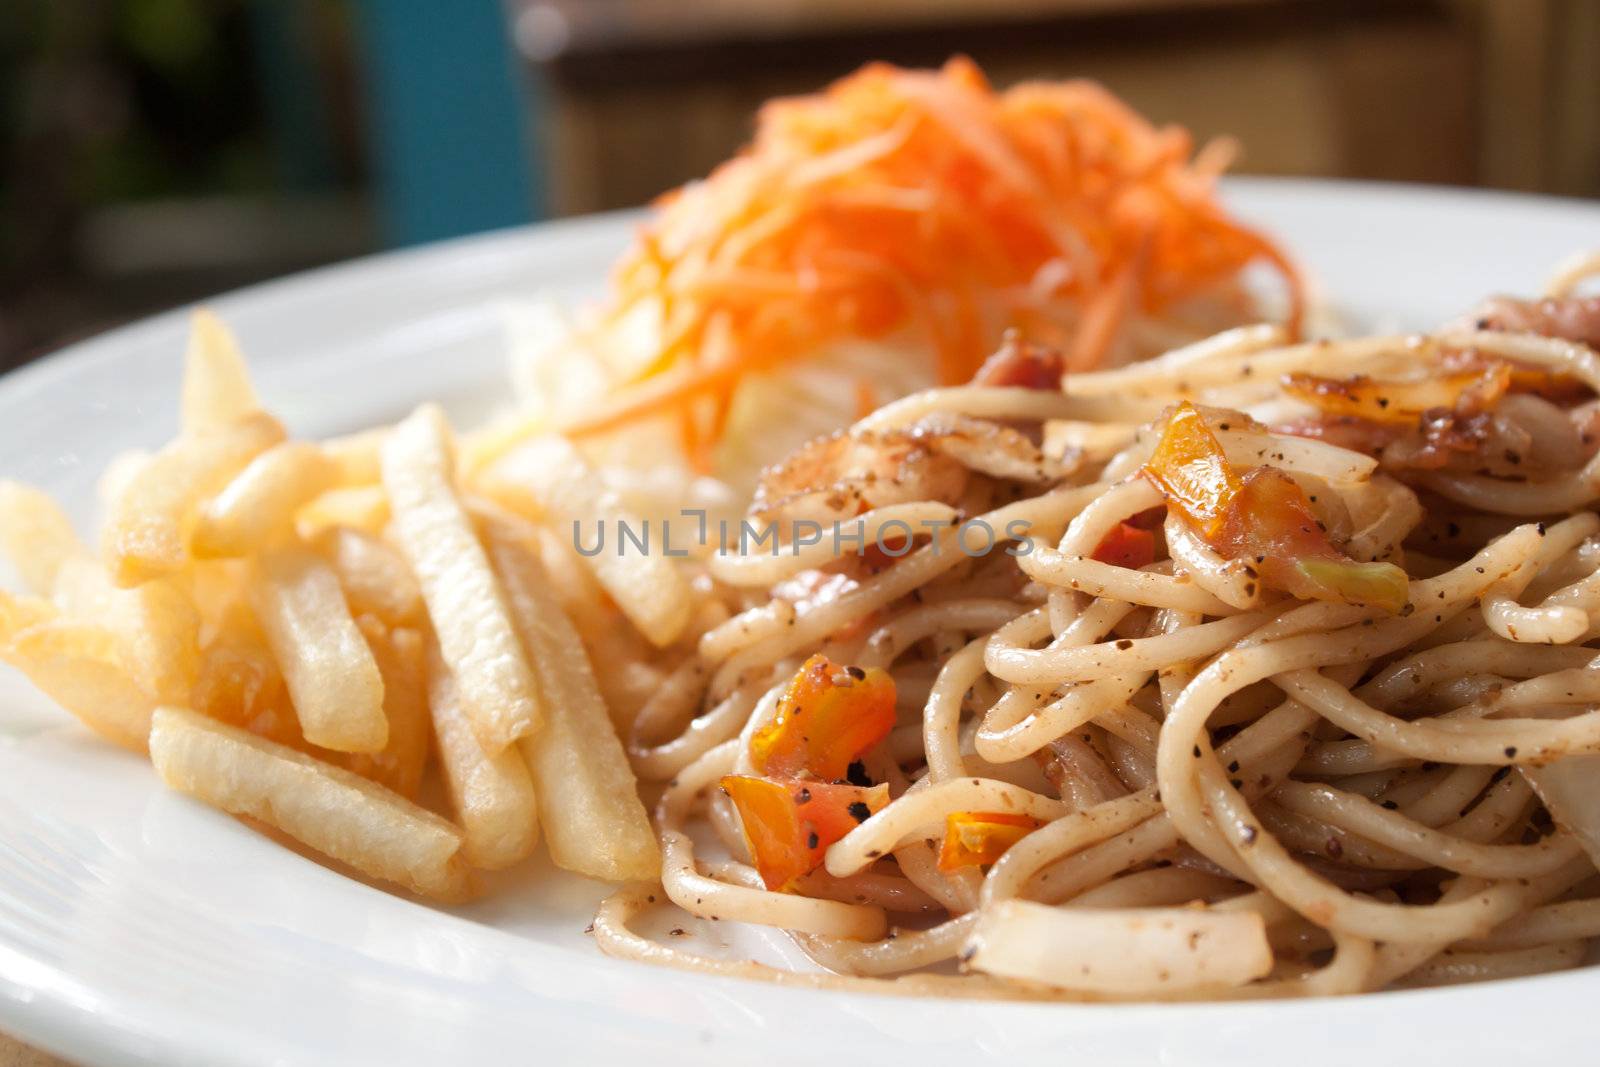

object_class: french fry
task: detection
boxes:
[183,558,251,628]
[485,520,660,882]
[98,449,151,513]
[190,597,303,748]
[2,620,156,752]
[0,481,81,594]
[310,526,422,627]
[103,411,285,586]
[424,640,538,869]
[321,428,386,486]
[0,589,58,639]
[296,485,390,538]
[53,556,200,705]
[149,706,473,901]
[341,618,431,799]
[527,524,655,731]
[180,308,261,435]
[525,522,618,640]
[380,405,541,751]
[192,442,335,558]
[250,547,387,753]
[483,435,691,648]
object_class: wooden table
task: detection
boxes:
[0,1030,70,1067]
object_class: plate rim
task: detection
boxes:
[5,176,1600,1066]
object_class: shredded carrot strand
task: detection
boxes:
[574,57,1304,455]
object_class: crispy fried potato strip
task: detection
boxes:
[486,519,660,881]
[381,405,541,752]
[424,640,539,870]
[250,547,387,754]
[150,706,473,901]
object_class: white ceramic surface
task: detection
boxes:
[3,180,1600,1066]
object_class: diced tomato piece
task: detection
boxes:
[1142,402,1240,536]
[937,811,1043,871]
[1213,467,1409,613]
[1090,521,1157,569]
[1143,404,1409,613]
[859,535,909,572]
[720,775,890,890]
[751,654,897,779]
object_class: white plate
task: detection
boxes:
[3,179,1600,1067]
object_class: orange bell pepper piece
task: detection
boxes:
[720,775,890,890]
[1142,402,1240,536]
[751,654,897,780]
[1090,521,1157,569]
[937,810,1043,871]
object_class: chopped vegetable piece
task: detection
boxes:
[1291,557,1412,612]
[1144,404,1409,613]
[720,775,889,890]
[1281,364,1511,425]
[1090,521,1157,569]
[1504,365,1592,403]
[938,811,1044,871]
[1213,467,1409,613]
[751,654,897,779]
[1142,402,1239,536]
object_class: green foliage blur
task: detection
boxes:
[1,1,273,288]
[0,0,375,365]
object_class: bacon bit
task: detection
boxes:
[1278,347,1592,478]
[938,811,1043,871]
[1272,415,1406,455]
[751,426,970,527]
[1458,295,1600,348]
[561,58,1304,459]
[751,654,897,779]
[1404,407,1501,470]
[1440,349,1593,404]
[721,775,889,890]
[1091,521,1157,569]
[1281,364,1510,426]
[972,332,1066,390]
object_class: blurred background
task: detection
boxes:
[2,0,1597,371]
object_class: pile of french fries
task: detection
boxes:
[0,310,685,901]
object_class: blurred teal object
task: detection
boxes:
[249,1,340,192]
[354,0,541,246]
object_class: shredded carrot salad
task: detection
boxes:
[566,58,1304,463]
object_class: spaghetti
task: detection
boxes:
[588,253,1600,999]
